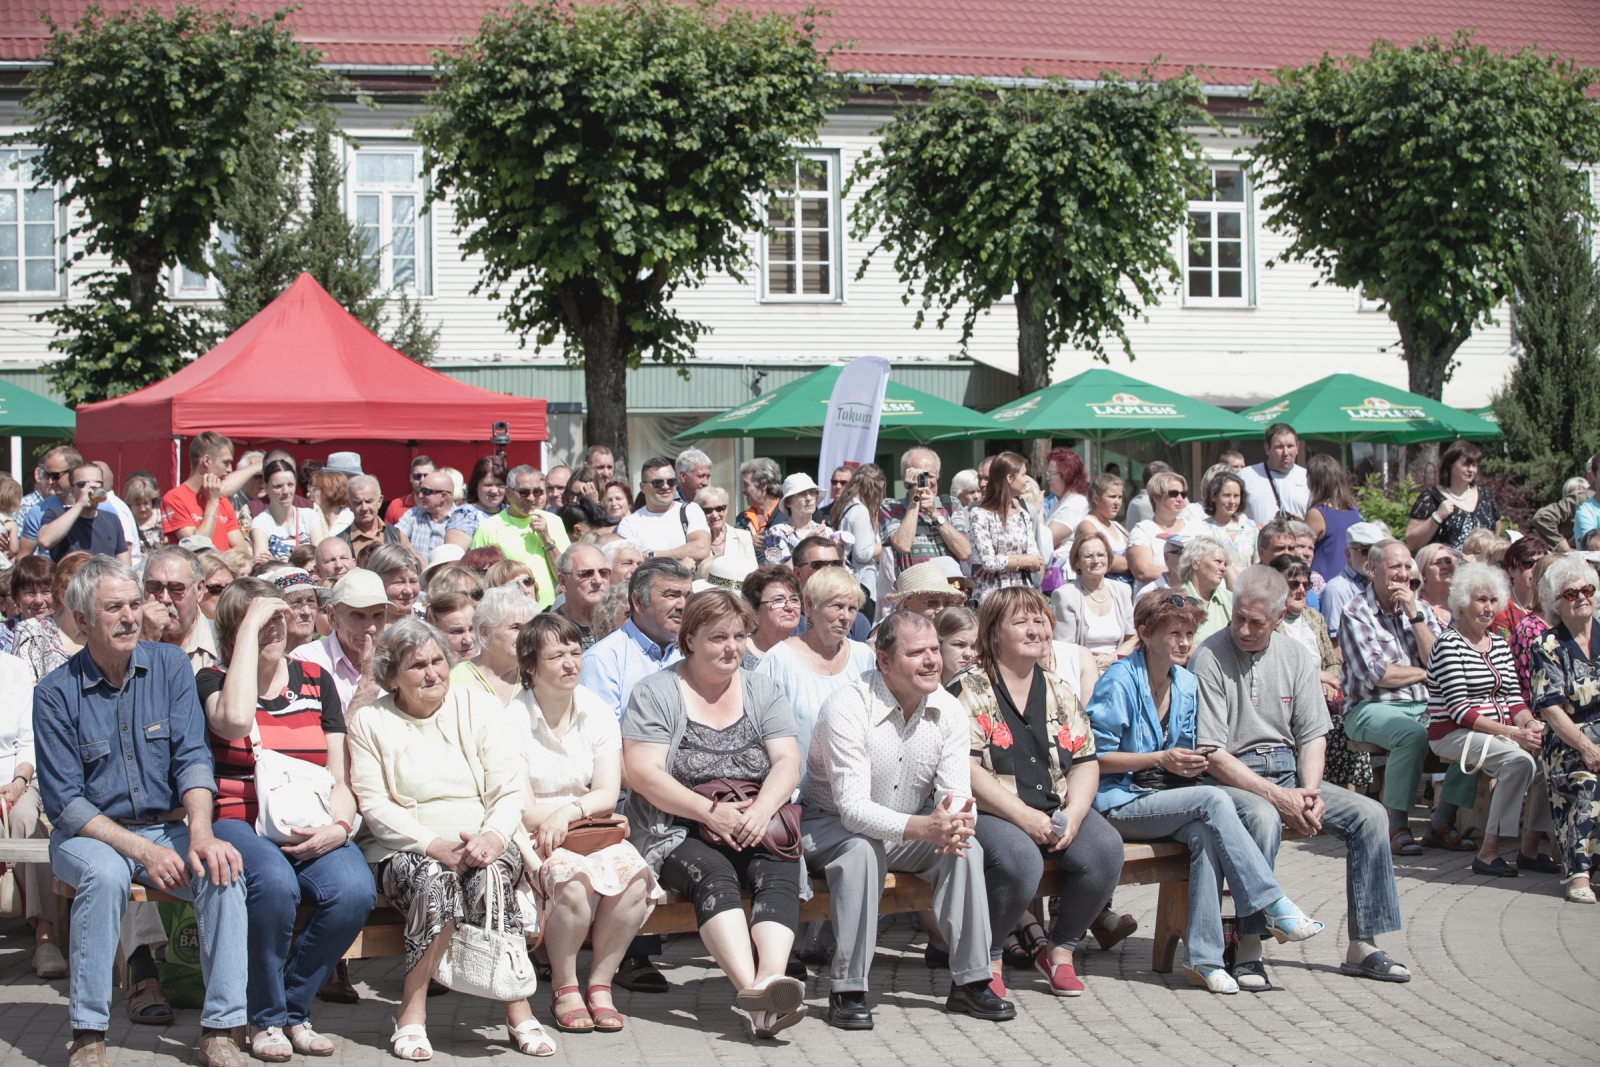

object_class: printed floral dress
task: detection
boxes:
[1528,622,1600,880]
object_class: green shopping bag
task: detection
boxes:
[155,902,206,1008]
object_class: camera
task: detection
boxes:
[916,472,929,488]
[490,421,511,446]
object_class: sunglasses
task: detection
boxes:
[831,478,850,487]
[1165,594,1202,608]
[1559,584,1597,603]
[1518,556,1546,569]
[143,580,192,599]
[203,581,230,596]
[702,505,728,515]
[1164,489,1188,499]
[796,557,844,570]
[410,471,428,481]
[648,477,678,489]
[418,486,451,498]
[572,567,611,581]
[511,486,545,498]
[72,480,104,490]
[1284,579,1310,591]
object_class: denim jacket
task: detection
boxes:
[1085,649,1198,813]
[33,641,216,838]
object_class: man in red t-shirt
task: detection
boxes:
[382,454,436,525]
[162,431,251,552]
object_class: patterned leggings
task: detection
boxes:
[379,849,524,972]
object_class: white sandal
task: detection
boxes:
[250,1027,292,1063]
[507,1019,557,1057]
[286,1024,334,1057]
[1566,880,1597,904]
[389,1023,432,1061]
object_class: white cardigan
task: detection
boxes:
[346,684,539,874]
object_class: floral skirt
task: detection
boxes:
[379,849,524,972]
[1542,736,1600,879]
[1322,712,1374,791]
[518,842,663,944]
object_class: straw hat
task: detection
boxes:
[886,560,968,604]
[704,554,756,591]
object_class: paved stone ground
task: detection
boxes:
[0,836,1595,1067]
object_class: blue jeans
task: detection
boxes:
[50,822,248,1032]
[213,821,376,1028]
[1103,786,1285,969]
[1211,748,1402,941]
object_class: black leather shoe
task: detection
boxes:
[1517,852,1561,873]
[615,955,670,993]
[1471,856,1519,878]
[825,991,874,1030]
[785,956,809,979]
[945,980,1016,1021]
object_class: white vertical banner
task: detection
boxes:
[817,356,892,496]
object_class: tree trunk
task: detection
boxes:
[125,254,165,316]
[561,280,630,476]
[1015,281,1053,478]
[1391,296,1473,479]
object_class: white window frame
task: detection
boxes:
[1181,164,1253,309]
[759,150,843,303]
[347,141,432,297]
[1354,287,1387,313]
[0,147,63,300]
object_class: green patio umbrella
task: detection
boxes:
[1471,404,1499,425]
[672,365,1009,443]
[970,368,1261,442]
[1239,374,1501,445]
[0,378,74,437]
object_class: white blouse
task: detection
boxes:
[0,653,34,782]
[515,684,621,804]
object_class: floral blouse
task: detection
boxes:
[1409,485,1499,551]
[967,505,1041,602]
[1529,621,1600,727]
[949,663,1095,813]
[1505,612,1551,706]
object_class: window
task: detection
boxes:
[1184,167,1250,307]
[763,153,840,301]
[0,149,58,296]
[168,231,234,300]
[1354,287,1387,313]
[351,149,430,295]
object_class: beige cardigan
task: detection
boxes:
[346,684,539,875]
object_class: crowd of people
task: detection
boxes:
[1,423,1595,1067]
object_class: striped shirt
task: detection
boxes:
[196,660,346,822]
[1424,627,1529,741]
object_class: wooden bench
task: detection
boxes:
[23,838,1194,974]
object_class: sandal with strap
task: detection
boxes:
[1389,826,1423,857]
[286,1024,334,1057]
[508,1019,557,1057]
[389,1023,432,1062]
[585,985,624,1033]
[549,986,594,1033]
[1184,964,1238,994]
[1420,826,1477,852]
[1230,959,1272,992]
[249,1027,293,1063]
[1262,898,1324,944]
[126,977,176,1026]
[1001,920,1046,969]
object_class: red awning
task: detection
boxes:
[75,273,547,490]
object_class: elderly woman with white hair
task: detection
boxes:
[450,586,537,706]
[1527,555,1600,902]
[1424,562,1544,878]
[346,618,554,1058]
[1177,536,1233,643]
[694,485,756,579]
[602,539,644,589]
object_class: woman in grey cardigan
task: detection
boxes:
[1051,530,1137,669]
[621,589,806,1040]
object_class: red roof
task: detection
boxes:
[1,0,1596,85]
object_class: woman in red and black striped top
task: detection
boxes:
[1424,562,1544,878]
[197,578,374,1057]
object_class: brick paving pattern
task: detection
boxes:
[1,838,1596,1067]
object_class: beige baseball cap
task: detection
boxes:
[329,568,393,610]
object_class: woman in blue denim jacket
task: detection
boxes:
[1087,590,1323,994]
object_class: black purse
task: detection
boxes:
[1131,765,1193,792]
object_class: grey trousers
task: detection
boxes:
[801,807,992,993]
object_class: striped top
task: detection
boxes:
[196,660,346,823]
[1424,627,1529,741]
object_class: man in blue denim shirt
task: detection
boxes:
[33,557,249,1067]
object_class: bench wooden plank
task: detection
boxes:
[0,840,51,864]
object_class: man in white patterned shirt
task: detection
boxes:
[801,612,1013,1031]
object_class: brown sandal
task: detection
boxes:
[126,977,175,1025]
[585,985,624,1032]
[1092,912,1139,951]
[1389,826,1423,857]
[1420,826,1477,851]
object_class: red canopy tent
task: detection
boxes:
[75,273,547,496]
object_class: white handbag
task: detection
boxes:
[1458,730,1495,775]
[0,797,21,918]
[250,722,359,846]
[433,865,538,1001]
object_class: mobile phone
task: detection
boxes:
[917,472,929,488]
[1195,745,1219,755]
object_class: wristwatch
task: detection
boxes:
[1409,610,1426,624]
[931,514,947,528]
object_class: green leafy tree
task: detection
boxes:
[211,109,439,362]
[419,0,836,461]
[1489,164,1600,501]
[18,4,323,402]
[849,73,1211,460]
[1252,34,1600,400]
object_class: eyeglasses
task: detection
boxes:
[761,595,802,609]
[143,581,192,599]
[1559,584,1596,603]
[571,567,611,581]
[702,505,728,515]
[511,486,545,498]
[795,557,844,570]
[648,477,678,490]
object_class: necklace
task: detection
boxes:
[1441,485,1475,507]
[1085,584,1110,603]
